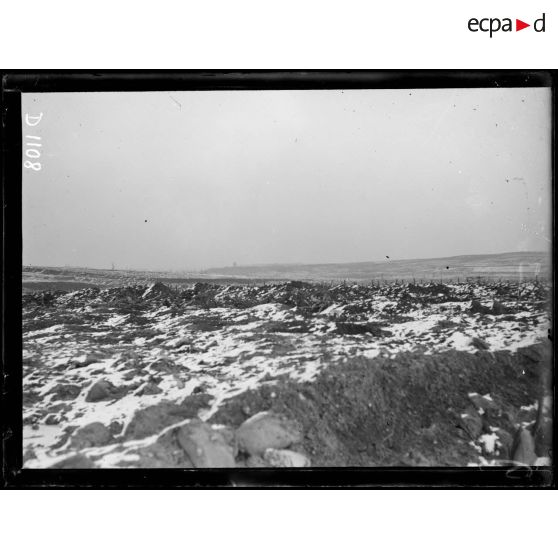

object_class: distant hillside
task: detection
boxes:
[204,251,551,282]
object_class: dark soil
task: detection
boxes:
[209,342,551,466]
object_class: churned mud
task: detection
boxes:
[22,280,552,468]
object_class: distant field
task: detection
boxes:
[205,251,551,282]
[21,267,268,292]
[22,251,551,292]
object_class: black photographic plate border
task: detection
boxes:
[1,70,555,488]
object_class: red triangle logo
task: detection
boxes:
[516,19,530,31]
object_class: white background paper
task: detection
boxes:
[1,1,555,555]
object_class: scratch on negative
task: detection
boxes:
[169,95,182,110]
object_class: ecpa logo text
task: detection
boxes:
[468,13,545,37]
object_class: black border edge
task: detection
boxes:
[3,466,554,488]
[1,70,554,93]
[1,70,556,489]
[2,82,24,486]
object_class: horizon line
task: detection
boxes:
[23,249,550,274]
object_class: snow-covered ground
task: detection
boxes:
[22,281,551,467]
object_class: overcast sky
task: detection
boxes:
[22,87,551,271]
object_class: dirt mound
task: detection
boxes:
[335,322,391,336]
[142,282,173,299]
[470,299,513,316]
[210,343,551,466]
[22,279,551,317]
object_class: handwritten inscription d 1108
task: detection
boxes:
[24,112,43,171]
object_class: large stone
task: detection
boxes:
[135,381,163,396]
[44,414,61,425]
[459,407,483,439]
[48,383,82,401]
[175,419,236,467]
[468,393,499,416]
[130,430,195,468]
[235,411,303,456]
[212,425,238,457]
[471,337,489,351]
[123,397,211,440]
[72,352,105,368]
[512,428,537,465]
[470,300,490,314]
[263,448,311,467]
[85,379,118,402]
[70,422,113,450]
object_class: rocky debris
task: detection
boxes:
[22,276,551,468]
[165,336,190,349]
[23,277,551,318]
[23,390,42,407]
[492,300,512,315]
[471,337,489,351]
[135,381,163,396]
[470,300,491,314]
[85,379,126,402]
[470,299,513,316]
[213,424,237,456]
[123,368,147,381]
[44,414,61,425]
[70,422,113,450]
[48,383,82,401]
[468,393,499,417]
[459,407,483,439]
[235,411,303,456]
[180,392,213,412]
[142,282,173,299]
[123,395,213,440]
[124,402,193,440]
[335,322,392,336]
[71,352,105,368]
[263,448,311,467]
[432,319,458,331]
[109,421,123,436]
[148,359,186,375]
[131,430,195,468]
[174,419,236,467]
[209,344,551,467]
[463,394,551,465]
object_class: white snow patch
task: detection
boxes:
[520,402,538,412]
[445,331,473,351]
[479,433,499,454]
